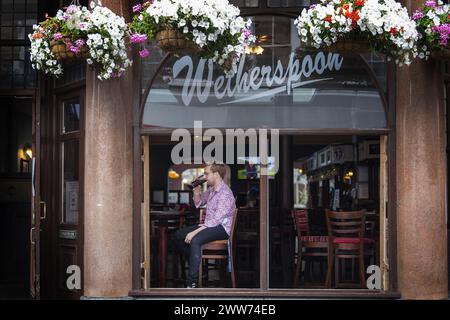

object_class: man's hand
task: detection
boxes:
[184,226,206,244]
[193,185,201,196]
[184,231,196,244]
[192,185,202,207]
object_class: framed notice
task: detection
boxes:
[65,180,79,224]
[168,192,179,204]
[179,191,190,204]
[357,183,369,200]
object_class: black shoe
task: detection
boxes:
[186,282,197,288]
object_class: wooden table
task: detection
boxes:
[151,210,181,287]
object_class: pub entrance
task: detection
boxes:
[36,79,86,300]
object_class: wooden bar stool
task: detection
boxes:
[292,209,328,288]
[325,209,375,289]
[198,208,238,288]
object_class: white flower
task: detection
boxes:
[29,3,132,80]
[130,0,254,75]
[294,0,419,66]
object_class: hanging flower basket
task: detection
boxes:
[50,39,89,61]
[326,38,371,54]
[296,37,371,55]
[129,0,255,76]
[155,28,202,54]
[413,1,450,61]
[294,0,419,65]
[29,1,132,80]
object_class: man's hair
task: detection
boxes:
[207,163,227,179]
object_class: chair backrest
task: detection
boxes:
[199,208,206,224]
[227,208,239,269]
[178,207,186,228]
[291,209,310,237]
[229,208,239,245]
[325,209,366,239]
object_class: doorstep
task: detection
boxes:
[129,288,401,299]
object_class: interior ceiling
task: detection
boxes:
[146,134,377,145]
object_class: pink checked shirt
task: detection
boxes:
[193,181,236,235]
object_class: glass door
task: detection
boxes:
[55,92,84,299]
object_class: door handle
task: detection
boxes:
[30,227,35,245]
[40,201,46,220]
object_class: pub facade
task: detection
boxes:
[0,0,448,299]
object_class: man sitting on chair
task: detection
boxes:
[174,163,236,288]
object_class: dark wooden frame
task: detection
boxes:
[36,75,86,299]
[54,84,86,299]
[130,7,399,297]
[30,87,40,299]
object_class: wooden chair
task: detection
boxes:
[198,208,238,288]
[291,209,328,288]
[325,210,375,288]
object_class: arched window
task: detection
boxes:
[141,15,388,132]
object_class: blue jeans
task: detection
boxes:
[174,224,229,285]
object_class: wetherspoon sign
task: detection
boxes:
[171,52,344,107]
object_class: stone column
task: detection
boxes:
[396,0,448,300]
[83,0,134,297]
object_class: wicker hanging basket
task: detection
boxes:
[326,39,371,54]
[50,40,88,61]
[431,47,450,61]
[155,28,202,55]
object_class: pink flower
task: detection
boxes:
[432,24,450,46]
[53,33,63,40]
[75,39,85,47]
[242,28,252,38]
[425,0,436,7]
[412,10,424,20]
[69,45,80,54]
[139,48,150,58]
[112,71,124,78]
[130,33,147,43]
[78,22,88,31]
[132,4,142,12]
[66,5,78,14]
